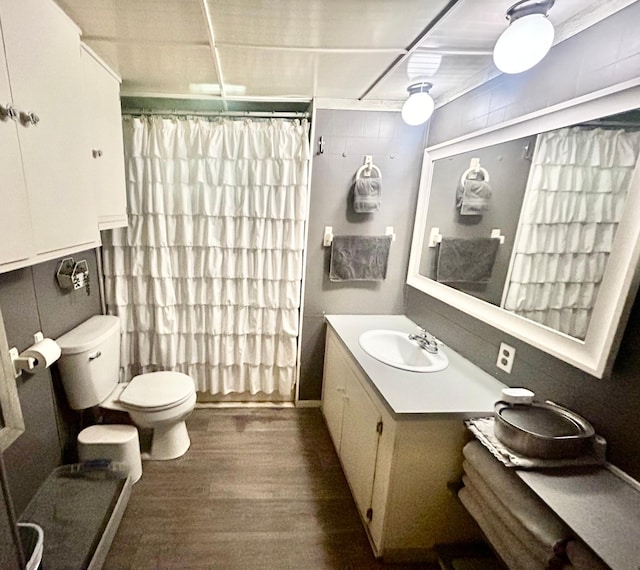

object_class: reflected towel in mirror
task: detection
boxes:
[456,178,492,215]
[329,235,392,281]
[437,237,499,283]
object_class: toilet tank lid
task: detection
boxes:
[57,315,120,354]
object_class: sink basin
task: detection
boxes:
[358,330,449,373]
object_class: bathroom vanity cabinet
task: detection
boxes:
[322,325,481,560]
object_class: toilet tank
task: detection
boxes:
[56,315,121,410]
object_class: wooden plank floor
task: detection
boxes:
[103,408,438,569]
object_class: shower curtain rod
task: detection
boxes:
[123,109,310,119]
[580,119,640,129]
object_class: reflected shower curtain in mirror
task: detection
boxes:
[504,127,640,339]
[102,116,310,398]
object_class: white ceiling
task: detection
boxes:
[55,0,637,107]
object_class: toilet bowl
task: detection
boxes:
[103,372,197,460]
[56,315,197,461]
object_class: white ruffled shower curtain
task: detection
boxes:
[102,116,310,398]
[503,127,640,339]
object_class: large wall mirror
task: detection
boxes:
[408,80,640,378]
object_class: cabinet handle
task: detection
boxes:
[0,103,18,121]
[19,111,39,126]
[92,149,103,158]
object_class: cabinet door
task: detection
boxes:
[0,0,98,254]
[81,47,127,230]
[0,27,35,266]
[340,371,381,519]
[321,335,347,451]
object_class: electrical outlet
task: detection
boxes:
[496,342,516,373]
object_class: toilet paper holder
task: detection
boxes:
[9,332,48,377]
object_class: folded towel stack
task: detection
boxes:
[459,440,609,569]
[353,176,382,213]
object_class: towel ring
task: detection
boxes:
[460,166,490,186]
[356,163,382,179]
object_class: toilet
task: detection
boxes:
[56,315,197,461]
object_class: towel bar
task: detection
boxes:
[428,228,505,248]
[323,225,395,246]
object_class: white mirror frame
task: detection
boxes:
[0,307,24,450]
[408,78,640,378]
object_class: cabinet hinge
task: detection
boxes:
[366,508,373,521]
[376,420,383,435]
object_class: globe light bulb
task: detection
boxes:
[401,90,435,126]
[493,13,554,74]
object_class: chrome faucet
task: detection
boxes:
[408,328,439,354]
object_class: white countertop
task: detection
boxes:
[325,314,506,416]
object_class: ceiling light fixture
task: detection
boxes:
[493,0,555,74]
[401,82,435,126]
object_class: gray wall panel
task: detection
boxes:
[32,254,101,339]
[299,109,427,399]
[0,250,101,515]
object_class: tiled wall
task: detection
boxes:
[406,2,640,480]
[299,109,427,400]
[0,250,101,514]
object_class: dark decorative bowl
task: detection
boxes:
[494,400,595,459]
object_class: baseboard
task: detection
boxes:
[294,400,322,408]
[195,402,295,409]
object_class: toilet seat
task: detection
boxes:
[118,372,195,412]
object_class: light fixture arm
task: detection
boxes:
[505,0,554,23]
[407,82,433,96]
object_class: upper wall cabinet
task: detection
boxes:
[0,23,35,267]
[408,80,640,379]
[0,0,100,273]
[81,46,128,230]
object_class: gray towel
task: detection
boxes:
[437,237,499,283]
[459,487,546,570]
[462,468,567,565]
[456,178,492,215]
[462,441,573,549]
[329,235,391,281]
[354,176,382,213]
